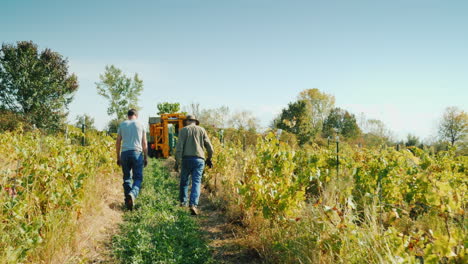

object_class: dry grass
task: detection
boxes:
[24,170,123,264]
[51,171,123,264]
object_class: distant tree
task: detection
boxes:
[298,88,335,136]
[322,108,361,139]
[183,102,201,118]
[366,119,386,136]
[438,106,467,146]
[405,134,420,147]
[199,106,230,128]
[276,100,314,144]
[107,119,121,134]
[157,102,180,115]
[0,41,78,130]
[96,65,143,120]
[360,118,394,146]
[75,114,96,130]
[228,110,259,132]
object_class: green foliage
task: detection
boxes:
[276,100,314,145]
[205,130,467,263]
[405,134,420,147]
[222,127,258,148]
[74,114,96,130]
[0,41,78,131]
[112,161,213,264]
[96,65,143,120]
[0,127,116,263]
[157,102,181,115]
[322,107,361,139]
[0,109,28,132]
[239,133,309,219]
[276,89,336,144]
[438,106,467,146]
[298,88,336,135]
[106,118,122,134]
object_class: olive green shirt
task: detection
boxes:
[176,124,214,163]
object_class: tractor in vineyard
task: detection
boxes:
[147,113,187,158]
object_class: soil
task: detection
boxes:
[65,172,124,264]
[197,191,262,264]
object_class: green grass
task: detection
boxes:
[111,160,213,264]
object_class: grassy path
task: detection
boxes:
[111,160,213,264]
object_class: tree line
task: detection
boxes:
[0,41,144,133]
[1,40,466,154]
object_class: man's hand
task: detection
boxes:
[205,158,213,168]
[117,158,122,167]
[144,158,148,167]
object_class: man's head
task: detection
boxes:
[185,114,199,125]
[127,109,138,119]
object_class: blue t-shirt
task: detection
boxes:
[117,119,145,152]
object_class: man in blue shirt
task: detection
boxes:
[116,109,148,210]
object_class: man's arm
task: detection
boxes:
[175,128,186,165]
[142,132,148,166]
[203,130,214,159]
[116,134,122,166]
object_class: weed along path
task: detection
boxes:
[196,193,262,264]
[62,170,123,264]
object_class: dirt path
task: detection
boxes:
[165,158,262,263]
[197,188,262,264]
[66,173,124,263]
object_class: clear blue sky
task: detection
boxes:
[1,0,467,140]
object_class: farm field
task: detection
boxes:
[203,134,467,263]
[1,128,466,264]
[1,2,468,263]
[0,127,118,263]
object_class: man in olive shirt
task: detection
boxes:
[116,109,148,210]
[176,114,214,215]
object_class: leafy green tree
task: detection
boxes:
[298,88,335,136]
[438,106,467,146]
[322,107,361,139]
[157,102,180,115]
[96,65,143,120]
[276,100,314,144]
[74,114,96,130]
[107,119,121,134]
[0,41,78,130]
[405,134,420,147]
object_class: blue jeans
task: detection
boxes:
[121,150,144,198]
[179,157,205,206]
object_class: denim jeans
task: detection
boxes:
[121,150,144,198]
[179,157,205,206]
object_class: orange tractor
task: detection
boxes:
[147,113,187,158]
